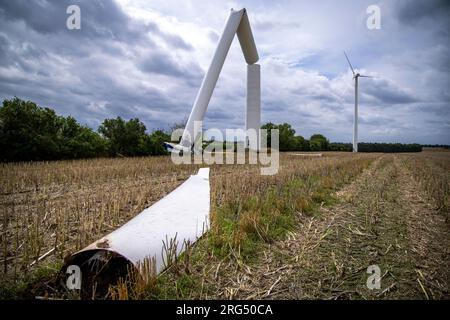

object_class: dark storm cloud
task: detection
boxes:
[413,102,450,117]
[161,32,193,51]
[0,0,192,62]
[0,0,67,34]
[396,0,450,27]
[205,108,235,121]
[395,0,450,94]
[0,0,139,41]
[0,0,187,46]
[359,115,394,126]
[364,79,418,105]
[0,0,201,131]
[140,52,187,77]
[263,100,287,112]
[139,51,202,79]
[309,93,336,103]
[0,0,449,144]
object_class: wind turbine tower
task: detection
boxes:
[344,52,372,153]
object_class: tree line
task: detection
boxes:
[261,122,422,153]
[0,98,422,162]
[0,98,170,162]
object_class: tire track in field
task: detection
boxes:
[215,156,386,299]
[395,155,450,299]
[220,155,450,299]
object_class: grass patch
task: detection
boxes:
[208,172,349,261]
[0,260,62,299]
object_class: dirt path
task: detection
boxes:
[217,155,450,299]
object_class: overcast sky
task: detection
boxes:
[0,0,449,144]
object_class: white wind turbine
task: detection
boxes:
[344,51,372,153]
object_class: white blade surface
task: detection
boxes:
[72,168,211,274]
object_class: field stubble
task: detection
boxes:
[1,151,449,299]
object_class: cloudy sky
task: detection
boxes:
[0,0,449,144]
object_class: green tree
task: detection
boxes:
[0,98,62,161]
[277,123,297,151]
[147,130,170,155]
[261,122,276,148]
[261,122,298,151]
[309,134,329,151]
[293,135,310,151]
[60,116,107,158]
[98,117,148,156]
[0,97,107,161]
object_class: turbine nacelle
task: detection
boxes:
[354,73,372,79]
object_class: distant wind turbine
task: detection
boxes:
[344,51,373,153]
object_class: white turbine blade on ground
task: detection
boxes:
[67,168,211,276]
[344,51,355,75]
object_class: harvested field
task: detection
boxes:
[1,151,449,299]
